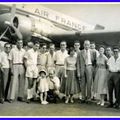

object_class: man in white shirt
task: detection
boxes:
[24,42,39,103]
[90,42,99,57]
[46,43,56,72]
[74,40,81,57]
[0,43,11,103]
[107,46,120,109]
[47,69,60,103]
[37,43,47,72]
[105,47,113,59]
[55,41,68,83]
[8,40,25,103]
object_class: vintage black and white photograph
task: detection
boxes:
[0,3,120,116]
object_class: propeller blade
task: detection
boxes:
[10,4,16,24]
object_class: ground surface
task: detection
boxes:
[0,100,120,116]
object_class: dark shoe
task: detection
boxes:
[26,99,30,104]
[106,104,113,108]
[113,103,119,109]
[8,99,13,103]
[86,99,91,104]
[80,99,86,104]
[0,99,4,104]
[17,97,25,102]
[114,105,119,109]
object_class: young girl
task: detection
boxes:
[37,70,49,105]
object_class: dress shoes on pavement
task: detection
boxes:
[0,98,4,104]
[26,99,30,104]
[106,104,113,108]
[17,97,25,102]
[8,99,13,103]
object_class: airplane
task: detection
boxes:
[0,4,120,48]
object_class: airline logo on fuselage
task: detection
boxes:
[7,4,95,31]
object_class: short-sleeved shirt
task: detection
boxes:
[107,56,120,72]
[48,76,60,90]
[46,52,56,67]
[9,47,25,64]
[0,51,9,68]
[37,52,48,66]
[24,48,38,66]
[55,50,68,65]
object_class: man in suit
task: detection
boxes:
[77,40,96,103]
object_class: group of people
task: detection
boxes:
[0,39,120,109]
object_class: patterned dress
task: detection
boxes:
[93,55,108,94]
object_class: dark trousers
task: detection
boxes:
[47,89,58,103]
[81,65,93,100]
[0,68,10,100]
[108,72,120,105]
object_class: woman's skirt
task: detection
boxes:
[93,67,108,95]
[60,70,80,96]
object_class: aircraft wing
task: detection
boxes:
[76,29,120,47]
[48,29,120,47]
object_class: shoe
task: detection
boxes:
[86,99,91,104]
[0,99,4,104]
[100,102,105,106]
[41,101,47,105]
[65,98,69,104]
[17,97,25,102]
[80,99,86,104]
[44,101,48,105]
[113,105,119,109]
[70,98,74,103]
[106,104,113,108]
[97,101,101,105]
[26,99,30,104]
[8,99,13,103]
[113,103,119,109]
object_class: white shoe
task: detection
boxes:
[41,101,44,105]
[100,102,105,106]
[97,101,101,105]
[70,98,74,103]
[65,98,69,104]
[44,101,48,104]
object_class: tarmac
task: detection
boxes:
[0,99,120,116]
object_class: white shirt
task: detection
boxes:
[85,49,92,65]
[37,52,48,66]
[55,50,68,65]
[47,52,56,67]
[48,76,60,90]
[0,51,9,68]
[107,56,120,72]
[9,47,25,64]
[24,48,38,66]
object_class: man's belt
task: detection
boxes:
[56,64,64,66]
[85,64,92,66]
[13,63,23,65]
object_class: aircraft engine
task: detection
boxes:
[0,13,54,42]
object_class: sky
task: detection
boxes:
[42,4,120,30]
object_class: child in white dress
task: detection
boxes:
[37,70,49,105]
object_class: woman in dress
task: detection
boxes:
[63,47,80,103]
[93,46,108,106]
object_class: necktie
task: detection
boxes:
[85,50,88,65]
